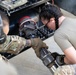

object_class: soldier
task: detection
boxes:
[38,3,76,75]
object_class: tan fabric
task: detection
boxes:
[31,38,48,57]
[0,35,26,54]
[54,18,76,51]
[54,65,75,75]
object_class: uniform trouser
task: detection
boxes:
[54,64,76,75]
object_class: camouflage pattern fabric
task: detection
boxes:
[54,64,76,75]
[0,0,28,10]
[0,35,26,54]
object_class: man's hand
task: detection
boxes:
[31,38,48,57]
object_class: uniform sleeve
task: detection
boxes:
[54,65,75,75]
[0,35,26,54]
[54,33,72,51]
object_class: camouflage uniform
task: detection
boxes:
[0,35,26,54]
[54,64,76,75]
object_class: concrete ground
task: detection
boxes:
[9,9,76,75]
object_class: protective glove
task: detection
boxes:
[51,52,65,66]
[51,52,60,59]
[56,55,65,66]
[31,38,48,58]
